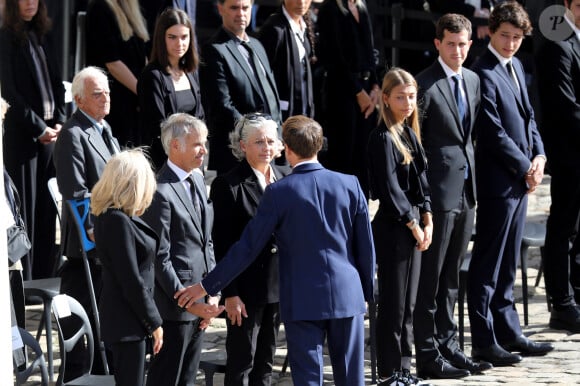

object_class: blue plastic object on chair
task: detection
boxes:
[67,198,95,253]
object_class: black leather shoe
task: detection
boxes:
[502,335,554,356]
[446,349,493,374]
[472,344,522,366]
[550,304,580,333]
[416,356,470,379]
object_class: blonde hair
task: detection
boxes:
[91,148,156,217]
[379,67,420,165]
[104,0,149,42]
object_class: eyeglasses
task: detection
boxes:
[238,112,273,136]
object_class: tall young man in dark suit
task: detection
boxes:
[200,0,282,174]
[536,0,580,333]
[53,66,120,378]
[468,1,553,366]
[258,0,315,121]
[176,115,375,386]
[142,113,224,386]
[413,13,490,379]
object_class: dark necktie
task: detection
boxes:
[101,126,118,155]
[452,75,469,179]
[187,175,203,223]
[506,61,520,90]
[241,41,278,116]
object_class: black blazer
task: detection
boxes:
[471,49,544,199]
[54,110,120,258]
[416,61,479,211]
[367,122,431,223]
[141,165,215,321]
[537,33,580,168]
[95,209,162,343]
[210,160,288,305]
[258,11,314,120]
[137,62,205,168]
[200,27,282,173]
[0,27,66,160]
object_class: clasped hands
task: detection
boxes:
[411,213,433,252]
[174,285,224,329]
[357,85,381,119]
[525,156,546,194]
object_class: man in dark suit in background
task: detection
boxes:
[467,1,553,366]
[413,13,490,379]
[53,66,120,378]
[536,0,580,333]
[258,0,315,121]
[200,0,282,174]
[176,115,375,386]
[142,113,223,386]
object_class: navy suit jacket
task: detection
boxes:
[200,28,282,173]
[471,49,544,199]
[417,61,479,211]
[54,110,120,258]
[202,162,375,322]
[141,164,215,322]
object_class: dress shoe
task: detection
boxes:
[472,344,522,366]
[446,349,493,374]
[502,335,554,356]
[416,356,470,379]
[377,371,407,386]
[550,304,580,333]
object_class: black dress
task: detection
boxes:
[86,0,147,147]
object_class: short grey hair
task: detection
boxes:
[229,113,280,160]
[71,66,108,99]
[160,113,208,154]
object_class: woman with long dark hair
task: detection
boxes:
[137,7,204,169]
[0,0,66,279]
[367,68,432,385]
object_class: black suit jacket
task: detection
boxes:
[141,164,215,321]
[258,11,314,120]
[53,110,120,258]
[95,209,162,343]
[417,61,479,211]
[471,49,544,199]
[537,33,580,168]
[137,62,205,167]
[210,160,288,305]
[200,27,282,173]
[0,27,66,162]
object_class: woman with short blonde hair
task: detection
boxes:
[91,148,163,386]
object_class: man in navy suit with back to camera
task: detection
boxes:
[467,1,554,367]
[175,115,376,386]
[200,0,282,174]
[413,13,492,379]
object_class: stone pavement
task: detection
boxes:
[19,177,580,385]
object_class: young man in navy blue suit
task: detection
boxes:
[413,13,490,379]
[175,115,376,386]
[467,1,553,366]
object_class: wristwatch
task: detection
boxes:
[407,218,419,230]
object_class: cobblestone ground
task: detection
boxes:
[19,177,580,385]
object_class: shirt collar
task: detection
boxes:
[438,56,462,79]
[251,164,276,190]
[565,13,580,41]
[282,6,306,38]
[167,159,193,182]
[79,109,103,130]
[488,43,511,67]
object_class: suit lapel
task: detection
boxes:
[569,36,580,65]
[75,111,114,162]
[225,38,263,97]
[435,77,464,137]
[162,166,204,237]
[162,70,178,113]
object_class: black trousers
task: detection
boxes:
[373,215,421,377]
[224,302,280,386]
[110,339,147,386]
[414,194,474,364]
[544,165,580,308]
[146,319,204,386]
